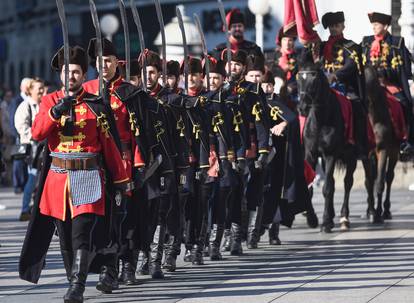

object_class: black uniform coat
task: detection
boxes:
[262,93,310,227]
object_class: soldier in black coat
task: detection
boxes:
[319,11,368,158]
[212,8,263,60]
[361,12,414,154]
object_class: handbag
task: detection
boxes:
[10,143,32,160]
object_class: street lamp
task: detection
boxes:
[248,0,270,49]
[100,14,119,41]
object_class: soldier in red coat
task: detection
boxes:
[21,45,129,303]
[83,38,145,289]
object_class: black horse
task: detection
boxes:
[297,59,360,233]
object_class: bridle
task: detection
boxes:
[297,70,322,107]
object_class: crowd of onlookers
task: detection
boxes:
[0,78,53,221]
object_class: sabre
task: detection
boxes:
[89,0,103,97]
[176,7,188,94]
[56,0,69,96]
[217,0,231,80]
[193,13,210,91]
[130,0,147,92]
[153,0,167,86]
[118,0,130,82]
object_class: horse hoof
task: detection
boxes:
[320,225,332,233]
[339,218,350,231]
[372,215,384,224]
[382,211,392,220]
[306,212,319,228]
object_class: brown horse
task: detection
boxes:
[364,65,400,223]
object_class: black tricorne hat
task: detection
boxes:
[368,12,392,25]
[220,49,248,65]
[167,60,180,78]
[51,45,89,73]
[87,38,118,64]
[321,11,345,29]
[245,55,265,73]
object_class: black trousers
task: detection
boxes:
[55,212,98,252]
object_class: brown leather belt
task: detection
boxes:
[52,157,100,170]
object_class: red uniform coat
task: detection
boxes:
[32,89,129,221]
[83,78,145,178]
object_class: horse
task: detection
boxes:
[297,59,361,233]
[364,65,400,223]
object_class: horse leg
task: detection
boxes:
[340,157,357,231]
[383,151,398,220]
[321,155,336,233]
[362,154,376,222]
[373,150,387,223]
[304,158,319,228]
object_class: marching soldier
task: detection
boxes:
[119,59,142,88]
[219,49,250,255]
[166,60,182,94]
[19,45,130,303]
[181,57,211,265]
[261,70,312,245]
[83,38,144,289]
[196,56,235,261]
[213,8,263,59]
[319,11,368,158]
[362,12,414,155]
[136,49,177,279]
[236,54,270,249]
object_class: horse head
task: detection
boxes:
[296,52,326,116]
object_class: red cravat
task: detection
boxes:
[370,34,385,59]
[323,34,343,63]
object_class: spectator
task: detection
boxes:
[14,78,44,221]
[9,78,32,194]
[0,89,15,185]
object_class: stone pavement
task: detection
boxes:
[1,186,414,303]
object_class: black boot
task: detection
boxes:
[138,250,150,275]
[269,223,281,245]
[150,225,166,279]
[119,251,138,285]
[221,229,231,252]
[61,249,73,281]
[247,210,260,249]
[209,224,224,261]
[183,245,193,262]
[63,249,89,303]
[230,223,243,255]
[163,235,178,272]
[96,255,118,294]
